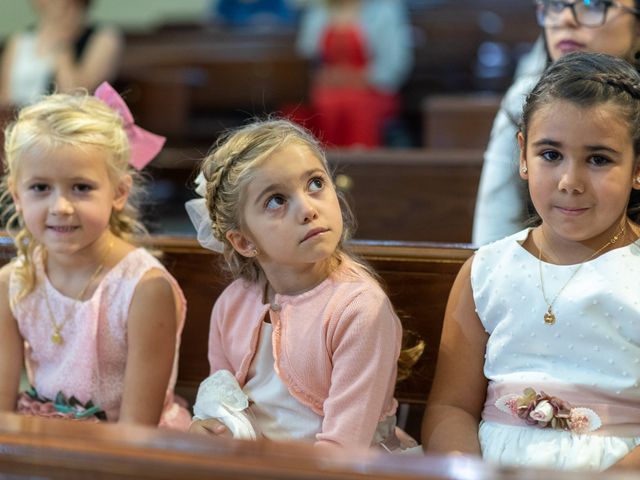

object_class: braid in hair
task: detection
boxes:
[202,148,237,243]
[596,73,640,100]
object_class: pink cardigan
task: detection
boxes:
[207,259,401,448]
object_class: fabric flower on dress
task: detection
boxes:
[495,387,601,434]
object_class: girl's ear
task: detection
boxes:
[517,132,528,180]
[633,156,640,191]
[225,230,258,258]
[112,174,132,212]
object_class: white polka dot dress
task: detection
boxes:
[471,229,640,471]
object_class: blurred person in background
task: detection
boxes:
[210,0,298,28]
[0,0,122,108]
[296,0,413,148]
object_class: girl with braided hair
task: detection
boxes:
[473,0,640,245]
[423,52,640,470]
[186,119,414,450]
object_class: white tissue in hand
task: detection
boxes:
[193,370,256,439]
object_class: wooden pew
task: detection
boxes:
[421,94,501,149]
[0,411,532,479]
[0,413,619,480]
[406,0,539,96]
[114,1,539,147]
[0,235,474,440]
[328,149,483,243]
[117,28,309,143]
[0,411,466,479]
[149,147,484,243]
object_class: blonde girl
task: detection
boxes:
[0,83,190,428]
[186,119,409,449]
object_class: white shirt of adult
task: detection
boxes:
[472,37,548,245]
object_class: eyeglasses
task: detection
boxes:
[535,0,640,28]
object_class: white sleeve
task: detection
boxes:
[472,74,541,245]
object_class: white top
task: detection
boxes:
[472,38,547,246]
[9,31,53,106]
[471,229,640,470]
[244,322,323,441]
[243,321,398,445]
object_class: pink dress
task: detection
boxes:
[9,248,191,429]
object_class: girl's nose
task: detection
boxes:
[49,193,74,215]
[299,196,319,224]
[558,165,585,194]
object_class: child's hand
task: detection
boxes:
[189,418,233,438]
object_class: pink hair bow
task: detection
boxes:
[94,82,166,170]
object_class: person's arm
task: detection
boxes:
[295,6,326,58]
[118,269,178,425]
[54,26,123,93]
[610,446,640,469]
[315,288,402,448]
[366,1,413,92]
[472,76,539,246]
[0,263,24,412]
[421,256,488,455]
[0,35,18,107]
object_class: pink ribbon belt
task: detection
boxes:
[483,382,640,437]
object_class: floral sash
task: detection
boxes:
[494,387,600,434]
[483,382,640,437]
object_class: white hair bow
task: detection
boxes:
[185,172,225,253]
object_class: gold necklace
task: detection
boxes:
[538,222,626,325]
[44,240,114,345]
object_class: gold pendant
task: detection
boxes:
[51,331,63,345]
[543,307,556,325]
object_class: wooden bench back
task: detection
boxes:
[0,410,513,479]
[421,94,501,149]
[327,149,482,243]
[0,235,474,437]
[118,30,309,143]
[115,3,539,145]
[150,147,484,243]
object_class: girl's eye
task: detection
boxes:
[73,183,94,193]
[541,150,561,162]
[265,194,286,210]
[309,177,324,192]
[29,183,49,193]
[589,155,610,167]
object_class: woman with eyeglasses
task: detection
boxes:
[472,0,640,246]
